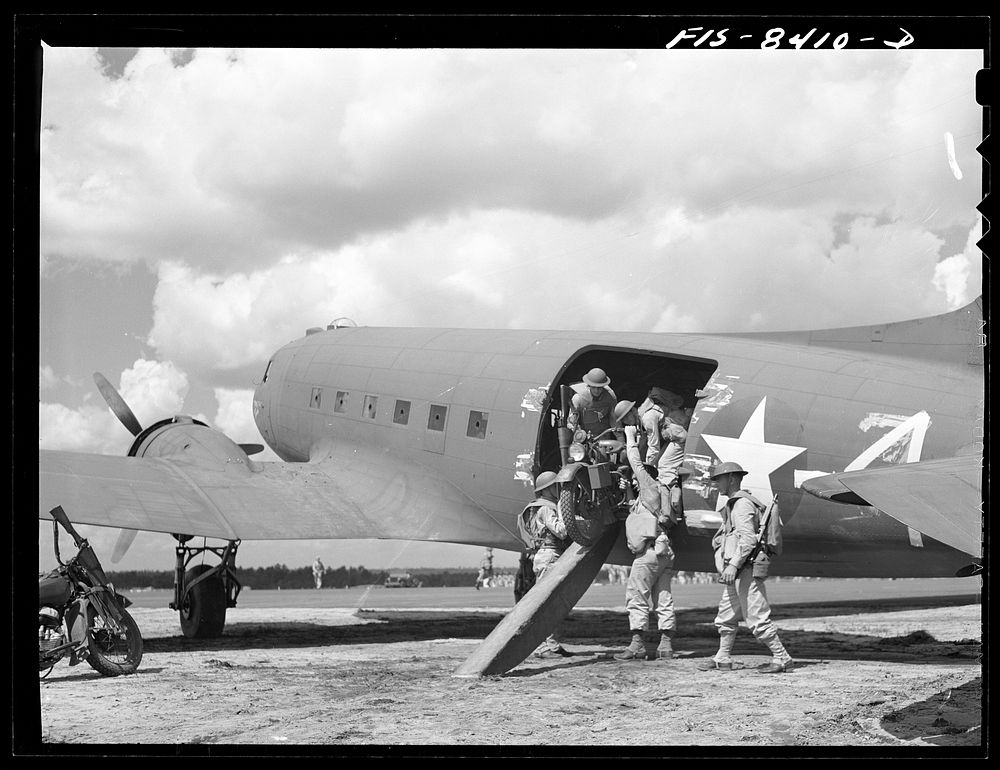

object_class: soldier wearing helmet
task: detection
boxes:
[515,470,572,658]
[638,387,689,524]
[566,368,618,436]
[697,462,794,674]
[613,423,682,662]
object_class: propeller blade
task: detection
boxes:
[239,443,265,456]
[111,528,139,564]
[93,372,143,437]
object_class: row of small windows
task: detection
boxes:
[310,387,489,439]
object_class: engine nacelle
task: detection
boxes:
[126,416,255,475]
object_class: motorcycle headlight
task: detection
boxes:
[569,443,586,461]
[573,430,588,443]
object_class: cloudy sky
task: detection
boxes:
[37,43,984,573]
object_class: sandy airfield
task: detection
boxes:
[32,583,983,754]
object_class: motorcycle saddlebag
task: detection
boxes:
[39,571,73,607]
[587,462,613,489]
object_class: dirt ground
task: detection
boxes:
[30,592,984,754]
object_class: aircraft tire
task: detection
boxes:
[179,564,227,638]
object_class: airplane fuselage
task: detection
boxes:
[252,304,983,578]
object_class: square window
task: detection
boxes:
[334,391,349,413]
[310,387,322,409]
[363,394,378,419]
[393,400,411,425]
[467,410,488,439]
[428,404,447,431]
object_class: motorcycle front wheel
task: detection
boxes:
[85,604,143,676]
[558,476,611,547]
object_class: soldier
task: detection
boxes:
[617,399,693,528]
[614,424,680,662]
[517,471,573,658]
[566,368,618,436]
[312,557,325,589]
[475,547,495,590]
[639,387,689,524]
[697,462,794,674]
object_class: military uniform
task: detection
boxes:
[616,440,678,661]
[475,549,494,590]
[521,497,572,656]
[567,386,618,436]
[639,401,688,519]
[702,488,792,672]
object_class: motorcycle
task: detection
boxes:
[39,505,143,678]
[553,386,631,546]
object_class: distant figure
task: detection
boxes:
[605,564,628,585]
[475,548,494,590]
[312,557,325,589]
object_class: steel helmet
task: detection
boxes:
[613,400,636,424]
[583,368,611,388]
[534,471,559,492]
[709,461,748,479]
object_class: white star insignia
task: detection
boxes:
[701,396,806,506]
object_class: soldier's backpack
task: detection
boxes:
[516,499,556,553]
[730,491,783,558]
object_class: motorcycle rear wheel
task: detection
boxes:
[85,605,143,676]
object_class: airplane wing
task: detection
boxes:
[39,446,519,548]
[800,455,982,557]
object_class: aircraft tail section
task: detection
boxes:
[804,295,984,365]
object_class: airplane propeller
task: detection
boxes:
[111,528,139,564]
[93,372,143,437]
[92,371,265,560]
[93,372,147,563]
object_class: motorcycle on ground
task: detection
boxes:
[554,386,631,546]
[39,505,143,678]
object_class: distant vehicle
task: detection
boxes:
[384,571,422,588]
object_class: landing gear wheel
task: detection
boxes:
[85,605,143,676]
[558,478,607,547]
[179,563,228,638]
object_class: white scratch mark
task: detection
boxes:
[514,452,535,485]
[945,131,963,180]
[858,412,910,432]
[846,411,930,471]
[520,386,548,413]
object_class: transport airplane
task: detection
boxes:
[39,297,983,669]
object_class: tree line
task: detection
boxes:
[106,565,518,590]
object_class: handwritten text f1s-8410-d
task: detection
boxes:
[665,27,914,50]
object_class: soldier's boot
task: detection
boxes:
[757,632,794,673]
[698,629,737,671]
[654,632,674,661]
[614,631,646,661]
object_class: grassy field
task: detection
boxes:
[122,575,982,611]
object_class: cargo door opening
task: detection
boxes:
[534,345,717,509]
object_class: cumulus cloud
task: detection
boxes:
[933,215,982,309]
[213,387,281,460]
[39,358,193,453]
